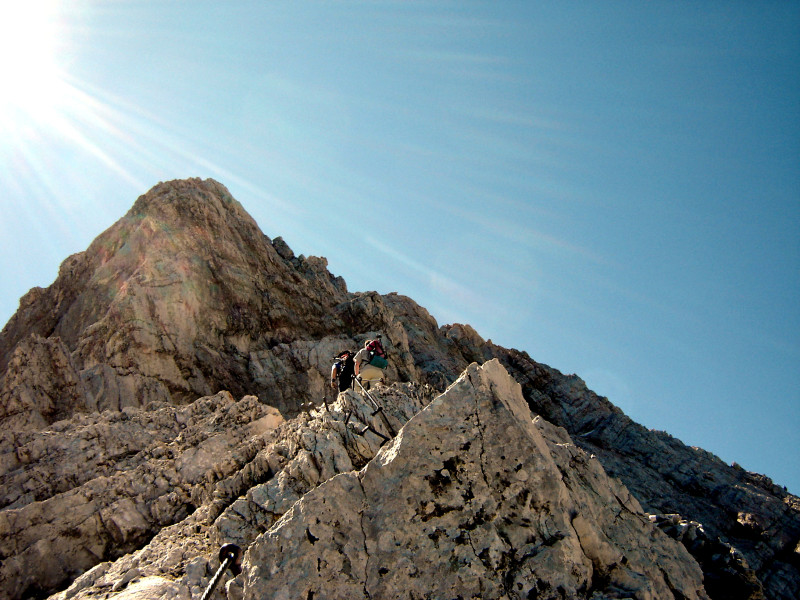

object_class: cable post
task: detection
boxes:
[200,544,242,600]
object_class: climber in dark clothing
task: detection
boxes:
[331,350,355,393]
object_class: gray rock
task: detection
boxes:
[46,380,434,600]
[486,345,800,599]
[243,361,708,600]
[0,392,282,599]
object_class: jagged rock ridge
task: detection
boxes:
[0,178,797,599]
[244,361,708,600]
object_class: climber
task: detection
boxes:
[331,350,356,393]
[354,338,386,390]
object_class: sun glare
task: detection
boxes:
[0,2,66,124]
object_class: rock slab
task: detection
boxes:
[243,360,708,600]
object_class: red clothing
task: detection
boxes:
[366,339,386,358]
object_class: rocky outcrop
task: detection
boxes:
[0,334,88,433]
[243,361,708,600]
[0,391,282,599]
[49,380,435,600]
[0,178,349,425]
[44,362,710,600]
[0,178,796,599]
[650,513,764,600]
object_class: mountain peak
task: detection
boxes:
[126,178,253,231]
[0,180,797,600]
[0,178,348,409]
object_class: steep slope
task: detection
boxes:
[0,178,797,599]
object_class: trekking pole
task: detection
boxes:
[354,376,381,415]
[200,544,242,600]
[353,376,396,437]
[357,422,391,443]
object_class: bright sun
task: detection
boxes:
[0,2,67,126]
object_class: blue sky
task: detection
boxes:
[0,2,798,493]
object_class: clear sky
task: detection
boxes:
[0,2,798,493]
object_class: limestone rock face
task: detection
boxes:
[0,391,282,600]
[243,361,707,600]
[0,178,349,426]
[0,178,796,599]
[650,513,765,600]
[49,381,434,600]
[0,334,87,432]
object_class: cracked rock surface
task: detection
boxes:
[0,392,282,600]
[243,360,708,600]
[47,381,434,600]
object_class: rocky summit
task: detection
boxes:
[0,178,797,600]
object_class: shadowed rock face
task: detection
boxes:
[486,346,798,600]
[0,178,797,600]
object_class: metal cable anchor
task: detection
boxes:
[200,543,242,600]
